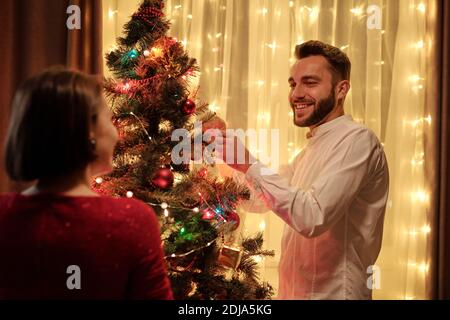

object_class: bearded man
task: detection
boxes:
[217,40,390,300]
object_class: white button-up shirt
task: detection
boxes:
[240,114,389,300]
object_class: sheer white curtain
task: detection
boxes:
[103,0,437,299]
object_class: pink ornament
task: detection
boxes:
[202,209,215,220]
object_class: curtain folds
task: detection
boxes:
[159,0,438,299]
[437,0,450,300]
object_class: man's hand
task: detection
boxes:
[202,115,227,132]
[190,115,227,162]
[214,130,256,174]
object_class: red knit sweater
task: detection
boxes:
[0,193,173,300]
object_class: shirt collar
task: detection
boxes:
[306,114,353,139]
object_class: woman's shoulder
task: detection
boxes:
[105,196,158,221]
[0,192,20,208]
[0,192,157,221]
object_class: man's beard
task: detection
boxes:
[293,91,336,127]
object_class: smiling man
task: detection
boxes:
[217,40,390,300]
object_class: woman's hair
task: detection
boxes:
[4,66,103,181]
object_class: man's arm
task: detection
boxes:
[221,129,384,238]
[233,162,295,213]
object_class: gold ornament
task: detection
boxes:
[217,245,243,270]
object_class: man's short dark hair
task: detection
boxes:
[4,66,102,182]
[295,40,351,82]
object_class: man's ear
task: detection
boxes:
[336,80,350,101]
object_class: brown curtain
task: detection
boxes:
[438,0,450,300]
[0,0,102,193]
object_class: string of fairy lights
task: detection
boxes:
[102,7,239,260]
[103,0,433,298]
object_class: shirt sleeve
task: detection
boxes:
[126,202,174,300]
[244,129,382,238]
[233,161,295,213]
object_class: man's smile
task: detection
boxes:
[293,102,315,110]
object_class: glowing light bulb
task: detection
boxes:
[126,191,133,198]
[417,3,426,13]
[209,102,220,112]
[193,207,199,213]
[108,9,118,19]
[267,41,277,50]
[408,75,422,82]
[418,262,429,273]
[411,158,424,166]
[289,1,294,8]
[309,6,319,19]
[107,45,118,54]
[253,255,263,263]
[425,115,432,124]
[95,177,103,184]
[187,14,193,19]
[257,112,271,123]
[411,118,422,128]
[259,221,266,231]
[261,8,268,15]
[143,50,150,57]
[161,202,168,209]
[164,209,169,217]
[414,40,425,49]
[350,7,363,16]
[408,261,417,267]
[202,210,215,220]
[411,190,429,203]
[421,225,431,234]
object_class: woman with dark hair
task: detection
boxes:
[0,67,173,299]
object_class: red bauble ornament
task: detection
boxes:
[202,209,215,220]
[151,167,174,189]
[182,99,196,115]
[198,167,207,178]
[226,211,240,231]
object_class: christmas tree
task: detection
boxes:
[96,0,274,299]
